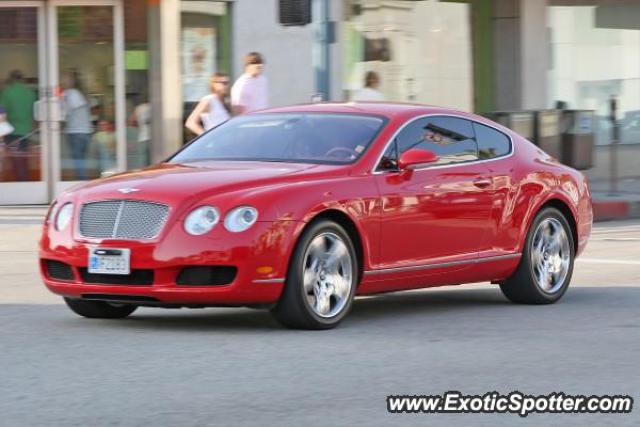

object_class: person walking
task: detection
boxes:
[128,94,151,166]
[231,52,268,115]
[0,70,37,181]
[185,73,231,136]
[61,69,93,180]
[352,71,385,102]
[92,119,116,175]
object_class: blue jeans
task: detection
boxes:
[67,133,90,180]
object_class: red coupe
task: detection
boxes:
[40,103,592,329]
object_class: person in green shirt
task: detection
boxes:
[0,70,37,181]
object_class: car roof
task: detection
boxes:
[256,102,475,120]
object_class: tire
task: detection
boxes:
[64,298,138,319]
[500,207,575,304]
[271,220,359,330]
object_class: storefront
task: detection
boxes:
[0,0,232,204]
[6,0,639,204]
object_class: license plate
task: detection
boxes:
[88,248,131,275]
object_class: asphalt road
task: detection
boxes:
[0,214,639,427]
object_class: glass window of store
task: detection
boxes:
[56,5,117,181]
[549,3,640,145]
[181,1,232,143]
[0,7,41,184]
[343,0,474,111]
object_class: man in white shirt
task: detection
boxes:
[352,71,385,102]
[231,52,268,114]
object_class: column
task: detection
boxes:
[148,0,182,163]
[520,0,549,110]
[491,0,549,111]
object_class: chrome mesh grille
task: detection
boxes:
[79,200,169,240]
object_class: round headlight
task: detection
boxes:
[55,203,73,231]
[224,206,258,233]
[184,206,220,235]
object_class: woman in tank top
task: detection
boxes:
[185,73,231,136]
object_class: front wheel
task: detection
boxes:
[64,298,138,319]
[271,220,358,330]
[500,207,575,304]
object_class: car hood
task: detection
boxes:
[65,161,340,207]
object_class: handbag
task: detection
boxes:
[0,121,14,138]
[0,112,14,138]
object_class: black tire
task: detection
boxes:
[500,207,575,304]
[64,297,138,319]
[271,220,359,330]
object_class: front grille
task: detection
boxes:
[176,266,237,286]
[79,268,154,286]
[45,260,75,281]
[79,200,169,240]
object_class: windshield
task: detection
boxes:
[170,113,386,165]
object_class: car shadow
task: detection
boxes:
[43,284,623,332]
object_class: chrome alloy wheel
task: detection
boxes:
[302,232,354,318]
[531,217,571,294]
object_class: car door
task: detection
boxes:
[373,115,494,272]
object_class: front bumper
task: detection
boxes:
[39,219,301,306]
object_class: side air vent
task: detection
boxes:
[45,260,75,281]
[176,266,237,286]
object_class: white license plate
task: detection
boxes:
[88,248,131,275]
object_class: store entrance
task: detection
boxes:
[0,1,125,204]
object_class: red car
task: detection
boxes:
[40,103,593,329]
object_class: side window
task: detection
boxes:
[473,122,512,160]
[378,116,478,170]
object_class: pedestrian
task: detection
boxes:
[231,52,268,114]
[0,70,37,181]
[61,69,93,180]
[128,94,151,166]
[352,71,385,102]
[92,119,116,175]
[185,73,231,136]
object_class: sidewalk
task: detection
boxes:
[0,205,47,225]
[589,177,640,222]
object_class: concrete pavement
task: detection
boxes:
[0,217,638,426]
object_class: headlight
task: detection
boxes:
[224,206,258,233]
[55,203,73,231]
[184,206,220,235]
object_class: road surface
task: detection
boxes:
[0,212,638,426]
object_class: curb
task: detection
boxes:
[593,199,640,222]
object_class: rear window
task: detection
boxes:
[171,113,386,165]
[473,122,512,159]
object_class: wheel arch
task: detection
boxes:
[298,209,366,286]
[528,197,579,254]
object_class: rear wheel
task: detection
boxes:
[500,207,575,304]
[64,298,138,319]
[271,220,358,330]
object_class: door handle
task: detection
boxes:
[473,178,492,189]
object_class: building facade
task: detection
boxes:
[0,0,638,204]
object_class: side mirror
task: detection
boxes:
[397,148,438,170]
